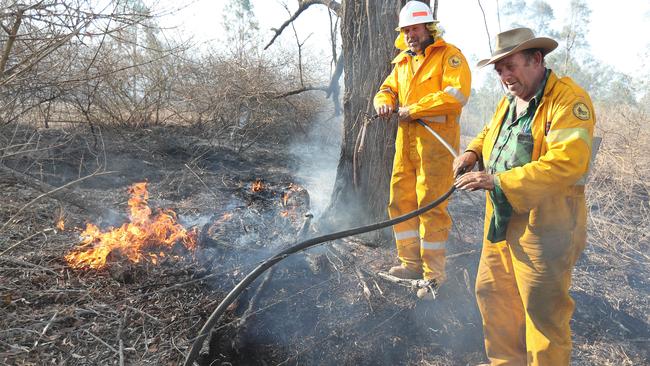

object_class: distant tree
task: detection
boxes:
[637,44,650,108]
[528,0,555,36]
[500,0,555,36]
[461,72,503,135]
[556,0,591,76]
[222,0,260,54]
[500,0,527,28]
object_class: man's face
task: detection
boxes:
[494,52,543,100]
[402,23,432,53]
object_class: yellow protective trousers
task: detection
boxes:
[388,118,459,281]
[475,204,586,365]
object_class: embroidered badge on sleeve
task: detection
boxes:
[573,102,591,121]
[448,54,462,68]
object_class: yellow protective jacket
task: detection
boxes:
[373,38,471,123]
[372,37,471,281]
[467,70,595,245]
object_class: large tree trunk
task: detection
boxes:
[323,0,431,246]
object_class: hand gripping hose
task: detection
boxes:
[183,117,459,366]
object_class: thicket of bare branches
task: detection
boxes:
[0,0,327,151]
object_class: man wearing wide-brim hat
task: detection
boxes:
[453,27,596,365]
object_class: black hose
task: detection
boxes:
[183,185,455,365]
[183,116,459,366]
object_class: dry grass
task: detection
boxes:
[572,103,649,364]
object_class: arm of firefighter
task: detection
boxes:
[373,66,399,112]
[407,51,471,119]
[496,96,595,213]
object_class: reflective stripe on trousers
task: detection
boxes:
[389,119,457,282]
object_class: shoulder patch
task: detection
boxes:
[572,102,591,121]
[448,54,462,68]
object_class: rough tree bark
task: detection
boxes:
[322,0,432,247]
[265,0,434,246]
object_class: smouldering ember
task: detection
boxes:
[56,218,65,231]
[64,182,197,269]
[281,183,301,207]
[251,179,264,192]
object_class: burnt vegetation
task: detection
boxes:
[1,1,649,365]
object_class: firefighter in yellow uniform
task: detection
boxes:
[374,1,471,287]
[454,28,595,365]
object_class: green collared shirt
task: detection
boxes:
[486,69,551,242]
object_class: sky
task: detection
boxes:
[155,0,650,80]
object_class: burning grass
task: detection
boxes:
[64,182,198,269]
[0,113,648,365]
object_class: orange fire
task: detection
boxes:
[64,182,197,269]
[251,179,264,192]
[56,218,65,231]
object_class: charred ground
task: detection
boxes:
[0,122,648,365]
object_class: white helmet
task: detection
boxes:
[398,1,435,28]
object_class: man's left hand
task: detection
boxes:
[455,171,496,191]
[398,107,413,121]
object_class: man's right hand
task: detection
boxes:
[453,151,479,177]
[376,104,394,118]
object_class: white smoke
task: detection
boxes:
[290,112,343,218]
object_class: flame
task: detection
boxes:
[64,182,197,269]
[56,218,65,231]
[251,179,264,192]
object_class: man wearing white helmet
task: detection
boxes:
[374,1,471,293]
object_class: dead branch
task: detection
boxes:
[0,256,57,274]
[0,228,55,257]
[1,16,94,87]
[0,166,117,234]
[234,266,276,329]
[326,53,343,115]
[32,310,58,349]
[264,0,341,50]
[0,8,25,75]
[354,267,372,301]
[272,85,329,99]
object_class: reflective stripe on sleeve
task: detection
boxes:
[394,230,419,241]
[574,136,601,186]
[378,87,397,99]
[421,240,445,250]
[546,127,591,148]
[443,86,468,106]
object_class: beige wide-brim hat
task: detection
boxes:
[477,27,558,68]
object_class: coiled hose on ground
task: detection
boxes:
[183,117,460,366]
